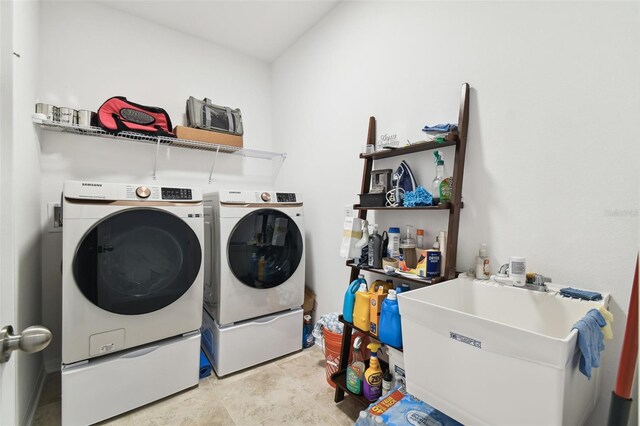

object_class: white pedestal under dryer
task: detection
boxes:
[202,190,305,376]
[61,181,204,424]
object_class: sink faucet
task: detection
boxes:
[491,265,551,293]
[522,274,551,292]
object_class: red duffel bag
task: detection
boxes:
[97,96,175,137]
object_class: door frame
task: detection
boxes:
[0,0,17,423]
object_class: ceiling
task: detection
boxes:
[99,1,341,62]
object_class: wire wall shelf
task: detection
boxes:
[33,117,286,182]
[33,118,286,160]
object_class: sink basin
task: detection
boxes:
[398,277,609,426]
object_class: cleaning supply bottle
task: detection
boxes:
[368,225,383,269]
[343,274,367,323]
[388,227,400,257]
[382,370,393,395]
[369,286,387,337]
[379,290,403,348]
[439,231,447,277]
[346,337,366,395]
[363,343,383,401]
[353,283,371,331]
[432,151,445,205]
[475,244,490,280]
[302,315,314,348]
[355,220,370,265]
[416,229,424,249]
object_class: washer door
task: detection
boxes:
[227,209,303,289]
[73,209,202,315]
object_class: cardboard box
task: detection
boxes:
[174,126,243,150]
[303,287,316,315]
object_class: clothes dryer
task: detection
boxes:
[202,190,305,376]
[203,190,305,325]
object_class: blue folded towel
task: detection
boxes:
[422,123,458,133]
[559,287,603,301]
[199,349,212,379]
[572,309,606,379]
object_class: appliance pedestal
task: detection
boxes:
[201,308,302,377]
[62,332,200,425]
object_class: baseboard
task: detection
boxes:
[22,365,46,426]
[44,357,61,373]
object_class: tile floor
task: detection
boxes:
[33,345,362,425]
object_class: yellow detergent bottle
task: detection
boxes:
[353,283,370,331]
[363,343,382,401]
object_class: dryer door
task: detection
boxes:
[73,209,202,315]
[227,209,303,289]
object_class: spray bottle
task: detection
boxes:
[354,220,370,266]
[432,151,445,205]
[346,337,366,395]
[363,343,383,401]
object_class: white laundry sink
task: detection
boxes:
[397,277,609,426]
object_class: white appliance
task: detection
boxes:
[61,181,204,424]
[202,190,305,376]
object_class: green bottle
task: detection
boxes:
[346,337,365,394]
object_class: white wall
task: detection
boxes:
[38,1,276,370]
[272,2,639,425]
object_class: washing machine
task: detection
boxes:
[61,181,203,424]
[202,190,304,376]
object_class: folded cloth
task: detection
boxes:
[560,287,603,301]
[422,123,458,133]
[598,306,614,340]
[572,309,607,379]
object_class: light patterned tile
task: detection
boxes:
[32,400,61,426]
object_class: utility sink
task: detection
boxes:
[398,277,609,426]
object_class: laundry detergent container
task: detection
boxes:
[398,277,609,426]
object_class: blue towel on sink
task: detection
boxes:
[572,309,606,379]
[560,287,603,301]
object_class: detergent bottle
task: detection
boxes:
[363,343,383,401]
[346,337,365,395]
[379,290,403,348]
[353,283,370,330]
[343,274,367,323]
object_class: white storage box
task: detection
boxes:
[201,308,302,377]
[62,332,200,425]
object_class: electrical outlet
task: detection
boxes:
[47,202,62,233]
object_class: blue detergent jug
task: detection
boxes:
[379,289,402,348]
[343,274,367,323]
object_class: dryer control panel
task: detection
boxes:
[218,190,303,204]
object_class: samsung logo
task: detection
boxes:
[82,183,102,187]
[229,191,241,194]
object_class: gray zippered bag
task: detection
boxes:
[186,97,243,135]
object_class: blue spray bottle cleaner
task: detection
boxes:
[379,289,403,348]
[343,274,367,323]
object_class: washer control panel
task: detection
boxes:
[276,192,297,203]
[162,187,193,200]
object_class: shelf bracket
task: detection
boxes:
[152,137,161,180]
[272,154,286,180]
[208,145,221,184]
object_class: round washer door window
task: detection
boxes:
[228,209,303,289]
[73,209,202,315]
